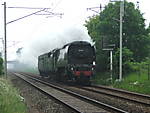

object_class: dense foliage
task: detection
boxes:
[85,1,150,74]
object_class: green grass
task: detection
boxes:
[93,71,150,95]
[113,72,150,95]
[0,77,27,113]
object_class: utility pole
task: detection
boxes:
[136,1,139,9]
[110,50,113,82]
[87,3,104,14]
[3,2,7,78]
[119,0,124,81]
[1,4,63,78]
[110,0,124,81]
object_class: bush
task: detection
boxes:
[113,47,133,75]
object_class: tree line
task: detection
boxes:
[85,1,150,77]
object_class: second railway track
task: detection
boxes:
[58,85,150,113]
[79,85,150,106]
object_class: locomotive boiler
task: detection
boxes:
[38,41,96,84]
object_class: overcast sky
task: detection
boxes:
[0,0,149,62]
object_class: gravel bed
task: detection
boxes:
[8,73,75,113]
[89,87,150,104]
[61,85,150,113]
[9,72,150,113]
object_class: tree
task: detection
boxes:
[85,1,150,72]
[85,16,109,71]
[113,47,133,75]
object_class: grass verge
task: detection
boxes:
[0,77,27,113]
[93,72,150,95]
[113,72,150,95]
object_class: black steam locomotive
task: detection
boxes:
[38,41,96,84]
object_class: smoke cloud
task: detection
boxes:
[13,21,93,72]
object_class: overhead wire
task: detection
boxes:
[7,7,51,9]
[6,0,63,24]
[7,8,46,24]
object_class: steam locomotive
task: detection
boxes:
[38,41,96,85]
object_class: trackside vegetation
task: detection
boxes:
[85,1,150,73]
[0,56,27,113]
[0,78,27,113]
[92,72,150,95]
[86,1,150,94]
[92,61,150,95]
[113,72,150,95]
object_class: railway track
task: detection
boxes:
[79,85,150,106]
[14,72,150,112]
[94,85,150,103]
[12,72,128,113]
[57,85,150,113]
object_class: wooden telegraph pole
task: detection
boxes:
[3,2,7,78]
